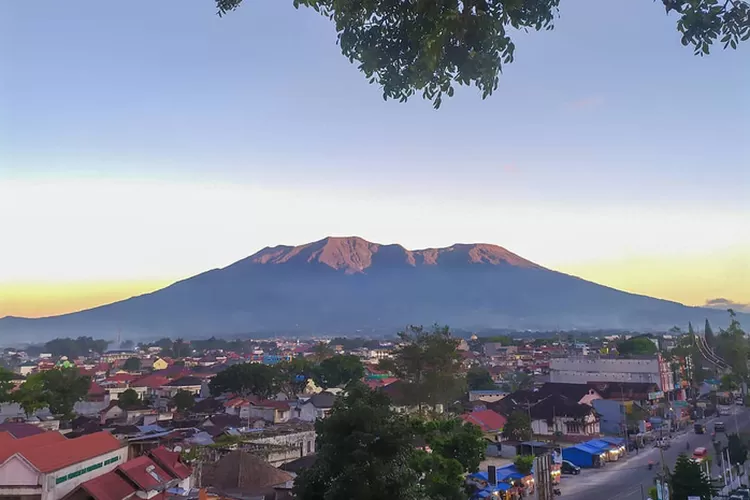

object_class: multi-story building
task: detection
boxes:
[549,354,674,392]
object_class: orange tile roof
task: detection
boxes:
[78,471,137,500]
[16,431,123,472]
[149,447,192,480]
[0,430,67,463]
[118,455,172,491]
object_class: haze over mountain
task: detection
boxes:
[0,236,743,342]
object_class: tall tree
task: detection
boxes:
[293,383,423,500]
[276,357,314,399]
[466,366,497,391]
[118,388,141,409]
[384,325,463,413]
[123,357,141,371]
[412,417,486,473]
[42,368,91,418]
[313,355,365,389]
[215,0,749,108]
[0,367,15,403]
[705,319,715,347]
[727,433,748,465]
[617,335,658,356]
[502,410,532,441]
[209,363,280,399]
[172,390,196,412]
[669,453,715,500]
[12,373,47,417]
[310,342,335,363]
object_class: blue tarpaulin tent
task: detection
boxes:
[562,444,603,468]
[600,436,625,446]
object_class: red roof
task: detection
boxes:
[88,381,107,396]
[15,431,123,472]
[78,471,137,500]
[149,446,192,480]
[461,409,508,433]
[104,373,137,384]
[0,430,67,463]
[250,400,291,411]
[364,377,399,390]
[118,455,172,491]
[131,374,171,389]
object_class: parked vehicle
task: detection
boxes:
[656,437,671,449]
[715,422,726,433]
[736,397,744,405]
[561,460,581,475]
[694,423,705,434]
[692,447,708,462]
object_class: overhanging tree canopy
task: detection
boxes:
[215,0,749,108]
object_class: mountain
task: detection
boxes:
[0,236,744,342]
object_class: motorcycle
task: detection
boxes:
[553,487,562,496]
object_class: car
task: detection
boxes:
[692,447,708,462]
[656,437,671,449]
[736,398,744,405]
[715,422,726,433]
[561,460,581,475]
[694,423,705,434]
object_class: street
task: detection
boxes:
[563,406,750,500]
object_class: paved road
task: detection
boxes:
[563,406,750,500]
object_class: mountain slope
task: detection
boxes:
[0,236,743,341]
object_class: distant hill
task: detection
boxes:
[0,236,744,342]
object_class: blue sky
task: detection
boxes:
[1,0,748,317]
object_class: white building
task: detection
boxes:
[549,355,674,391]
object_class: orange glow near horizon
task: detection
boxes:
[1,248,748,319]
[0,280,173,318]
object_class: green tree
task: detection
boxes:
[42,368,90,418]
[466,366,497,391]
[172,338,189,358]
[720,374,739,391]
[412,417,486,472]
[172,390,196,412]
[669,453,715,500]
[0,367,15,403]
[727,433,748,465]
[310,342,335,363]
[617,335,658,356]
[123,357,141,371]
[12,373,47,417]
[209,363,280,399]
[705,319,715,347]
[502,410,532,441]
[383,324,463,413]
[501,371,533,393]
[276,357,314,399]
[410,450,465,500]
[715,311,748,379]
[293,383,423,500]
[118,388,141,409]
[313,354,365,389]
[513,455,534,476]
[215,0,749,109]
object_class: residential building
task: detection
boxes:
[549,355,674,392]
[0,431,127,500]
[293,392,336,422]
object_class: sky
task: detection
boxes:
[1,0,748,319]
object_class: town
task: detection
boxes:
[1,315,748,500]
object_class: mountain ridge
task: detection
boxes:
[0,236,744,341]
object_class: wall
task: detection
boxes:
[549,357,665,389]
[245,431,316,466]
[0,456,40,486]
[592,399,626,436]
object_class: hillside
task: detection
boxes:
[0,236,742,341]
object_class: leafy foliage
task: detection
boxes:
[466,366,497,391]
[172,389,196,412]
[209,362,280,399]
[313,354,365,389]
[410,450,465,500]
[34,337,109,358]
[714,310,748,379]
[617,335,658,356]
[412,417,486,472]
[123,357,141,371]
[293,383,423,500]
[727,433,748,465]
[513,454,535,476]
[503,410,532,441]
[705,319,715,347]
[383,325,463,412]
[118,388,141,409]
[0,367,15,403]
[215,0,749,108]
[500,371,533,393]
[276,357,314,399]
[12,368,90,418]
[669,453,715,500]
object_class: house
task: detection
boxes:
[536,383,603,406]
[461,409,507,435]
[0,431,127,500]
[246,400,291,424]
[201,451,293,500]
[16,362,38,376]
[62,446,193,500]
[293,392,336,422]
[149,358,169,371]
[160,376,204,398]
[489,391,600,437]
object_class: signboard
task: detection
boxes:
[649,391,664,400]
